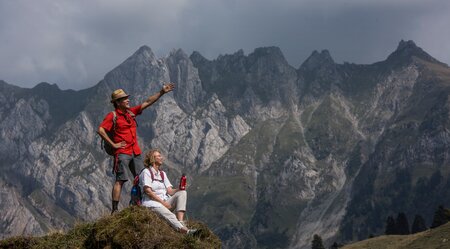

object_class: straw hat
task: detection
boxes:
[110,89,130,103]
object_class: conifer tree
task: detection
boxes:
[312,234,325,249]
[395,212,410,235]
[385,215,396,235]
[411,214,427,233]
[330,242,342,249]
[431,205,450,228]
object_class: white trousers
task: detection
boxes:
[167,190,187,212]
[151,190,187,230]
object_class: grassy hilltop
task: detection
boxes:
[0,206,221,249]
[342,222,450,249]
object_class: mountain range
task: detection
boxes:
[0,40,449,249]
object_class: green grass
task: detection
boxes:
[342,222,450,249]
[0,206,221,249]
[304,95,357,160]
[300,105,316,125]
[224,118,284,165]
[190,175,255,228]
[275,115,305,154]
[252,119,284,163]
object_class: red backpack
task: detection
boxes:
[129,169,165,206]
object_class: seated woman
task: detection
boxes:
[140,149,197,235]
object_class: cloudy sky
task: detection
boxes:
[1,0,449,90]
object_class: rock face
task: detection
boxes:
[0,40,449,249]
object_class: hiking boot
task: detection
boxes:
[187,229,201,237]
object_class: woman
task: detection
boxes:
[140,149,197,235]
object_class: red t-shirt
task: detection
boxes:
[99,105,143,156]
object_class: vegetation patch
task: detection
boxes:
[191,176,255,228]
[0,206,221,249]
[342,221,450,249]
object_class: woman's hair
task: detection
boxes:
[144,149,161,168]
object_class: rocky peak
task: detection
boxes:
[101,45,167,97]
[299,50,335,72]
[397,40,418,51]
[216,49,245,60]
[297,49,338,97]
[32,82,61,92]
[119,45,159,70]
[214,49,247,72]
[247,46,290,67]
[168,48,189,61]
[233,49,245,57]
[245,46,295,79]
[25,82,90,128]
[132,45,157,62]
[0,80,23,95]
[190,51,210,66]
[112,45,159,70]
[166,48,206,113]
[385,40,444,66]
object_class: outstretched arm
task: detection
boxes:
[140,83,175,111]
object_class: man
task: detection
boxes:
[140,149,197,234]
[97,83,175,214]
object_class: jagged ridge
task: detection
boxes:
[0,40,449,249]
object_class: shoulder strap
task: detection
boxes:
[160,171,165,181]
[149,169,154,181]
[126,109,136,117]
[127,109,138,127]
[112,111,117,131]
[115,109,137,127]
[149,169,165,182]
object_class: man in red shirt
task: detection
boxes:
[98,83,175,214]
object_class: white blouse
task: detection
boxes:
[139,167,173,208]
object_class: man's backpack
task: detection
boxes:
[102,110,136,156]
[102,111,117,156]
[129,168,165,206]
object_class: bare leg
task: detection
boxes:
[167,191,187,221]
[111,181,124,213]
[177,211,185,221]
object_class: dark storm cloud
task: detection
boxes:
[0,0,449,90]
